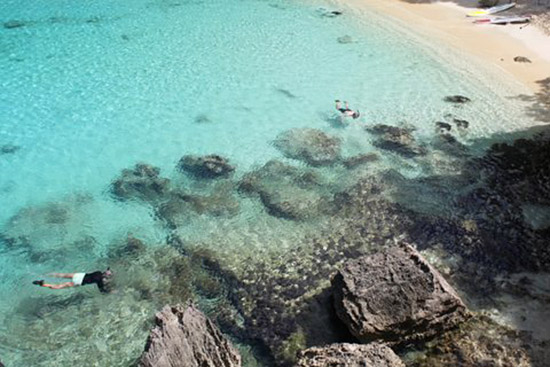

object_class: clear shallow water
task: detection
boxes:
[0,0,541,365]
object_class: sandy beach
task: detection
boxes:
[346,0,550,93]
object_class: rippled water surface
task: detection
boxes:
[0,0,546,365]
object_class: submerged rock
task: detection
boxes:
[178,154,235,179]
[111,163,170,202]
[296,343,405,367]
[1,144,21,154]
[444,95,471,104]
[366,124,426,157]
[156,185,239,227]
[342,153,379,169]
[453,118,469,129]
[238,160,327,220]
[514,56,531,63]
[332,243,468,345]
[273,128,341,166]
[337,35,353,44]
[139,303,241,367]
[4,20,26,29]
[409,315,532,367]
[435,121,452,132]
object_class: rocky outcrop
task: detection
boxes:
[332,243,468,345]
[296,343,405,367]
[273,128,341,166]
[139,304,241,367]
[366,124,426,157]
[178,154,235,179]
[111,163,170,202]
[443,95,471,103]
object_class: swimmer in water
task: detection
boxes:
[335,100,360,119]
[33,268,113,293]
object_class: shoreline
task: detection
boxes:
[344,0,550,94]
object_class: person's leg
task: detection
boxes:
[41,282,75,290]
[335,100,341,111]
[49,273,76,279]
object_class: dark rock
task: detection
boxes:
[444,95,471,103]
[366,124,426,157]
[332,243,468,345]
[296,343,405,367]
[139,303,241,367]
[4,20,26,29]
[1,144,21,154]
[435,121,452,132]
[431,133,468,156]
[342,153,379,169]
[453,118,469,129]
[178,154,235,179]
[513,56,531,63]
[111,163,170,202]
[194,114,211,123]
[273,128,341,166]
[337,35,353,44]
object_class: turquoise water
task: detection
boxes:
[0,0,539,365]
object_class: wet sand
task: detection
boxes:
[345,0,550,93]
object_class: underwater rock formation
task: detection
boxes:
[273,128,341,166]
[178,154,235,179]
[342,153,379,169]
[238,160,327,220]
[3,20,26,29]
[296,343,405,367]
[431,133,468,157]
[337,35,353,44]
[513,56,531,63]
[443,95,471,103]
[0,144,20,154]
[156,185,239,227]
[139,304,241,367]
[409,315,533,367]
[366,124,426,157]
[111,163,170,202]
[332,243,468,345]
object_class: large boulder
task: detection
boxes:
[296,343,405,367]
[332,243,468,345]
[366,124,426,157]
[139,304,241,367]
[273,128,341,166]
[111,163,170,202]
[178,154,235,179]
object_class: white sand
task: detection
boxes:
[344,0,550,93]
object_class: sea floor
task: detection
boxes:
[0,0,549,366]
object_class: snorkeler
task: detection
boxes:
[33,268,113,293]
[335,100,360,119]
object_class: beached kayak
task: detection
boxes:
[467,2,516,17]
[473,15,531,24]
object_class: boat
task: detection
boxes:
[467,2,516,17]
[473,15,531,24]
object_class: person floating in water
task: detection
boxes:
[335,100,360,119]
[33,268,113,293]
